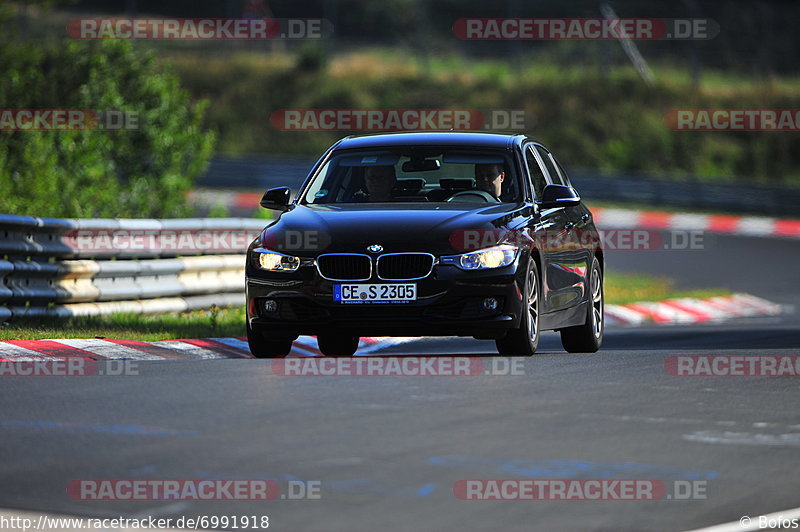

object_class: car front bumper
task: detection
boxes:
[245,259,529,339]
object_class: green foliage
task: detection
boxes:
[0,40,215,217]
[295,42,328,74]
[207,203,230,218]
[169,51,800,183]
[252,207,274,220]
[0,306,245,342]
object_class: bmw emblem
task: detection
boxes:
[367,244,383,253]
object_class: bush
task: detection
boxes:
[169,51,800,184]
[0,40,215,217]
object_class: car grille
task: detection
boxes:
[376,253,434,280]
[317,254,371,281]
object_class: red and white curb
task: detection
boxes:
[592,207,800,239]
[605,293,785,326]
[0,336,419,361]
[0,294,786,359]
[189,190,263,212]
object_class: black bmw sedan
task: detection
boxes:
[245,132,604,357]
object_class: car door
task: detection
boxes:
[521,143,570,315]
[530,144,588,312]
[539,144,595,256]
[547,148,597,267]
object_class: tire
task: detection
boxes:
[560,256,603,353]
[495,259,540,356]
[247,322,293,358]
[317,333,360,357]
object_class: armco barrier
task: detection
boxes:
[196,156,800,217]
[0,214,265,322]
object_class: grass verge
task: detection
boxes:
[0,306,246,342]
[0,273,730,341]
[604,272,729,305]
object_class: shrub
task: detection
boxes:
[0,40,215,217]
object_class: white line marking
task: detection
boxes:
[683,431,800,447]
[685,505,800,531]
[131,501,192,519]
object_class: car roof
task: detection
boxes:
[334,131,531,151]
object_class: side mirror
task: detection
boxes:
[539,184,581,209]
[260,186,292,212]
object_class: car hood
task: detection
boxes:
[259,203,528,256]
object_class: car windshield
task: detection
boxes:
[301,148,522,204]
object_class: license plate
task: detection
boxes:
[333,283,417,303]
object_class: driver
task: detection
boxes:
[474,163,504,199]
[363,165,397,202]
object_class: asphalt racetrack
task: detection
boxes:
[1,234,798,531]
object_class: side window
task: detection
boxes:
[535,146,564,185]
[550,152,571,186]
[524,146,547,200]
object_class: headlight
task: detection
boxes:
[442,244,519,271]
[253,249,300,271]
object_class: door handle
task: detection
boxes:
[581,213,590,222]
[564,221,575,231]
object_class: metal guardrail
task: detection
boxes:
[570,172,800,217]
[0,215,265,322]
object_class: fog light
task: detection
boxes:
[263,299,278,313]
[482,297,499,311]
